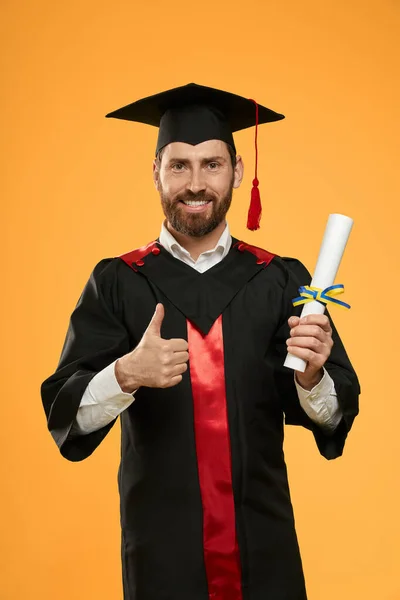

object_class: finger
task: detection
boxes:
[287,336,327,354]
[288,316,300,328]
[171,362,188,376]
[163,374,183,388]
[168,338,189,352]
[300,314,332,333]
[287,345,328,370]
[286,345,325,367]
[290,325,329,343]
[146,303,165,337]
[171,351,190,365]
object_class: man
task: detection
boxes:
[41,83,360,600]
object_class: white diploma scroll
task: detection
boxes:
[283,213,354,373]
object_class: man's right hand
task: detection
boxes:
[115,303,189,393]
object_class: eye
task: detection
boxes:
[171,163,185,171]
[207,162,219,170]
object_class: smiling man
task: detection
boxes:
[155,139,240,258]
[157,140,237,240]
[41,83,360,600]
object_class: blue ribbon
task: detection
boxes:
[292,284,351,309]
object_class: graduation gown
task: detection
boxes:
[41,236,360,600]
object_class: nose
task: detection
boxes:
[187,167,206,194]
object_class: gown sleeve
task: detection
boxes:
[40,258,131,462]
[271,257,360,460]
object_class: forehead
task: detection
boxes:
[161,140,230,161]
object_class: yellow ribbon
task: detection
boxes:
[292,284,350,309]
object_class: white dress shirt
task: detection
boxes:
[72,221,342,436]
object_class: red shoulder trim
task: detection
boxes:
[233,241,277,267]
[118,241,160,271]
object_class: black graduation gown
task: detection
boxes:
[41,236,360,600]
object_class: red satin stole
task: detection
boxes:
[187,316,243,600]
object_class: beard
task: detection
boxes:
[159,178,234,238]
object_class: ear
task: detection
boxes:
[233,155,244,189]
[153,159,160,191]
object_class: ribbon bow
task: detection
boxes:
[292,284,351,309]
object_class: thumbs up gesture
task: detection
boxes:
[115,304,189,392]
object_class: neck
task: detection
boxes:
[166,220,227,261]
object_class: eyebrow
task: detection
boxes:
[166,155,228,166]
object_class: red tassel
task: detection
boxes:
[247,98,262,231]
[247,177,261,230]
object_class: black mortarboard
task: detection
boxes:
[106,83,285,230]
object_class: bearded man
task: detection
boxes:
[41,83,360,600]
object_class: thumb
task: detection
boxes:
[146,303,165,337]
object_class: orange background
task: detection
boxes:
[1,1,399,598]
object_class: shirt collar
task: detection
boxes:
[159,220,232,260]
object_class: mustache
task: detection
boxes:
[175,191,216,204]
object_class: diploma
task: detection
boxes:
[284,213,354,373]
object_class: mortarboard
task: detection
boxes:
[106,83,285,230]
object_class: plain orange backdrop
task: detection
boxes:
[1,0,399,598]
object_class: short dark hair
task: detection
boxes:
[155,142,237,169]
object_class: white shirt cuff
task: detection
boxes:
[83,359,137,408]
[294,367,343,433]
[72,360,137,435]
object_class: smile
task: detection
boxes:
[181,200,210,206]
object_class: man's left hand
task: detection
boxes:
[286,314,334,391]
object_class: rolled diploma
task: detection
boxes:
[284,213,353,373]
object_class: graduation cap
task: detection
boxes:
[106,83,285,230]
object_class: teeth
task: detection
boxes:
[182,200,209,206]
